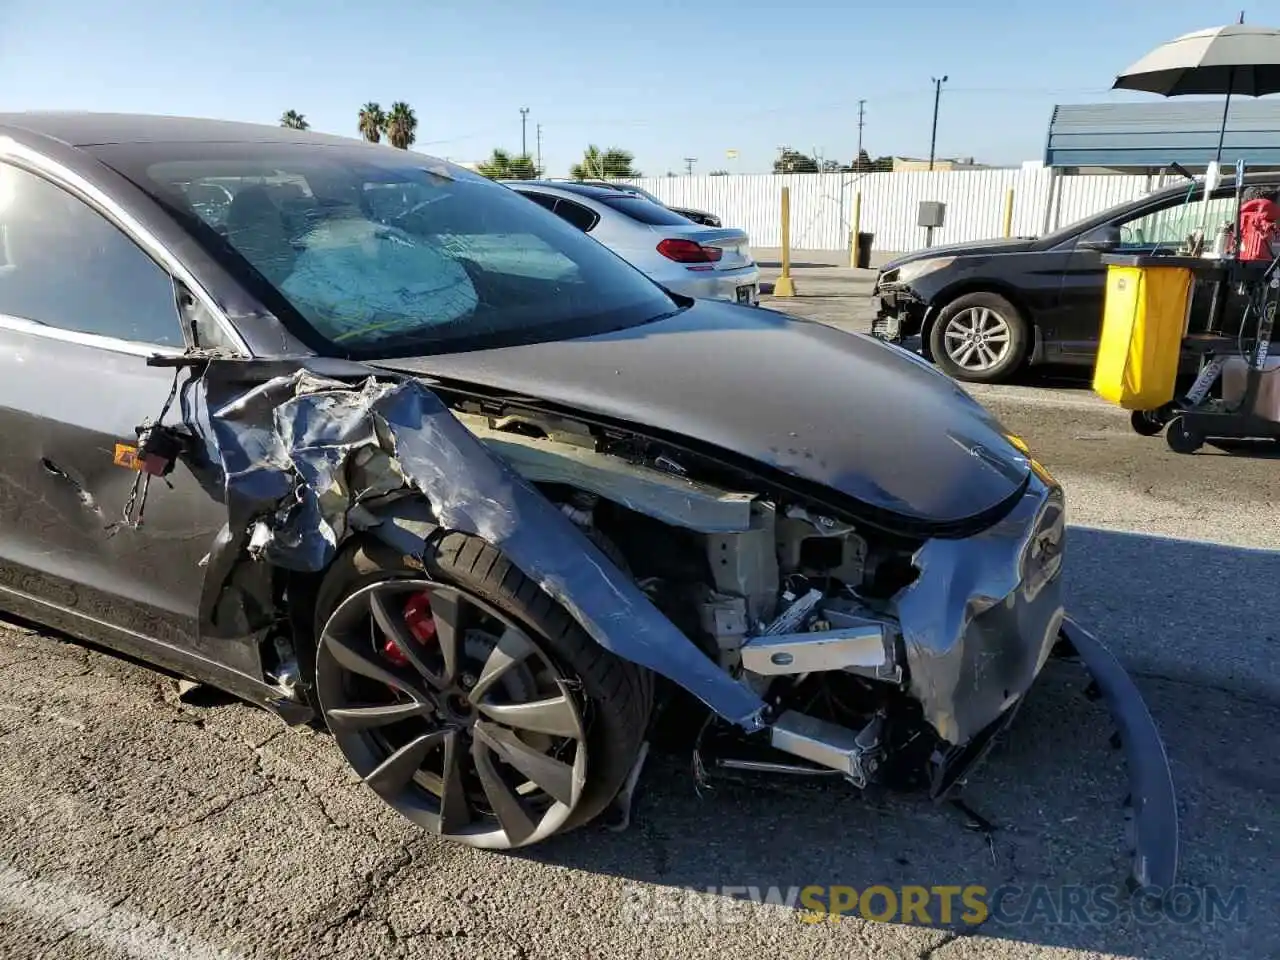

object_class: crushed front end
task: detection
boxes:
[871,266,931,344]
[693,462,1179,892]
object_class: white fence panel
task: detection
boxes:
[1054,174,1149,230]
[625,170,1171,254]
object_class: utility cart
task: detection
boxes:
[1099,19,1280,454]
[1097,252,1280,454]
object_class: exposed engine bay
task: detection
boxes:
[190,364,1169,892]
[445,396,1054,799]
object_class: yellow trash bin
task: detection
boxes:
[1092,258,1193,410]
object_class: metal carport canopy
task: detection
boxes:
[1044,100,1280,168]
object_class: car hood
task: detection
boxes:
[372,302,1031,532]
[881,237,1039,272]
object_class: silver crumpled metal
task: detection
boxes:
[203,368,767,730]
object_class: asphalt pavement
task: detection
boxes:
[0,271,1277,960]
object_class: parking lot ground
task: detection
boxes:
[752,247,884,300]
[2,285,1278,959]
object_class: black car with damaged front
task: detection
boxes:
[872,172,1279,384]
[0,112,1177,891]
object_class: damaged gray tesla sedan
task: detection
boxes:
[0,113,1177,887]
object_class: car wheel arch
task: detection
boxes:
[921,281,1035,362]
[275,483,717,710]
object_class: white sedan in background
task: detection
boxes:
[505,180,760,305]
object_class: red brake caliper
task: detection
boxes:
[380,591,437,668]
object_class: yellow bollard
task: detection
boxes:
[847,191,863,268]
[1003,188,1015,238]
[774,186,797,297]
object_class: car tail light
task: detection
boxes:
[656,238,723,267]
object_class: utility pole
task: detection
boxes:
[536,123,543,176]
[928,77,948,171]
[520,107,529,157]
[856,99,866,158]
[684,157,697,175]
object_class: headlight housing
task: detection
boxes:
[892,257,956,286]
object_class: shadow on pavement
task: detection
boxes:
[517,526,1278,960]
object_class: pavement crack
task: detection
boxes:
[166,784,272,833]
[920,918,991,959]
[313,840,418,937]
[1127,668,1276,708]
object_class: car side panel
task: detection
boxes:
[913,251,1075,359]
[0,327,257,676]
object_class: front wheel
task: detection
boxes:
[312,535,652,850]
[929,292,1029,383]
[1165,417,1204,455]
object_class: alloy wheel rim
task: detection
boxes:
[316,579,587,850]
[943,307,1012,372]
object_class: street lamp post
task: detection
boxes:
[928,76,948,171]
[520,107,529,157]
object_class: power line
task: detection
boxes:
[536,123,543,175]
[683,156,697,175]
[519,106,529,157]
[856,99,866,157]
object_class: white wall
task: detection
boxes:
[622,170,1159,254]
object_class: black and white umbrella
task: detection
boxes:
[1113,23,1280,96]
[1113,22,1280,164]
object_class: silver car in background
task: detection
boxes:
[506,180,760,305]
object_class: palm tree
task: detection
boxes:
[358,102,385,143]
[476,148,539,180]
[280,110,309,130]
[384,102,418,150]
[570,145,639,180]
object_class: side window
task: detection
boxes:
[0,162,185,346]
[1118,194,1238,250]
[554,199,599,233]
[522,191,560,214]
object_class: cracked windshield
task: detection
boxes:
[0,2,1276,960]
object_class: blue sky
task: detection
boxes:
[0,0,1265,175]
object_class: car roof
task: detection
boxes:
[513,179,645,201]
[0,111,380,150]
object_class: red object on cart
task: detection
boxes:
[1239,198,1280,261]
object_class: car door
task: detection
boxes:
[0,159,239,668]
[1056,189,1247,361]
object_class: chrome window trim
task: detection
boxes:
[0,312,185,359]
[0,137,253,356]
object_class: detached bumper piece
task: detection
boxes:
[1057,617,1180,893]
[872,289,921,343]
[721,612,1179,894]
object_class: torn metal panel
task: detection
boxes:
[195,363,767,729]
[896,466,1067,745]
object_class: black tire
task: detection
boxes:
[313,533,653,841]
[928,292,1030,384]
[1165,417,1204,454]
[1130,409,1166,437]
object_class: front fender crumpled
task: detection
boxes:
[195,364,767,730]
[896,465,1067,746]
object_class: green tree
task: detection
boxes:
[384,102,418,149]
[476,148,539,180]
[708,169,730,176]
[280,110,309,130]
[570,145,639,179]
[773,148,819,174]
[851,149,893,172]
[358,102,386,143]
